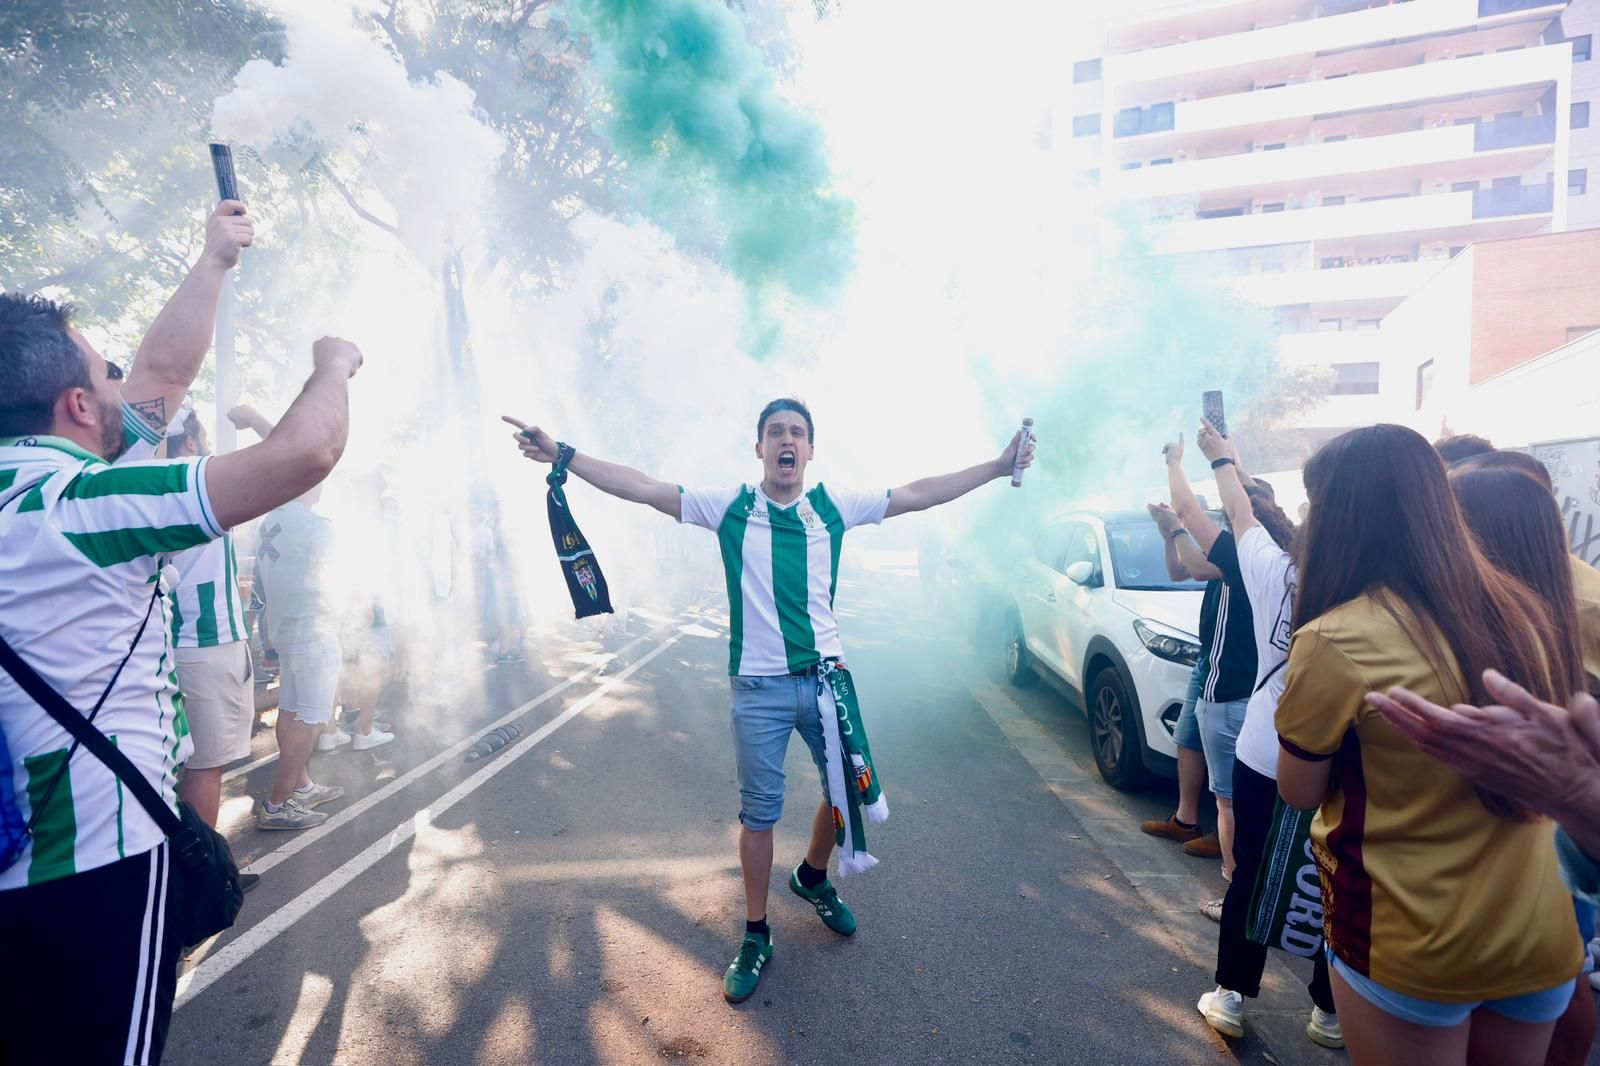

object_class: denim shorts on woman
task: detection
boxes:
[728,673,831,832]
[1328,950,1577,1027]
[1172,660,1205,752]
[1196,697,1249,799]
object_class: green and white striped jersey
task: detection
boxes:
[0,436,221,889]
[119,402,245,649]
[679,483,890,676]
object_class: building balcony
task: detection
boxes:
[1153,186,1553,253]
[1108,120,1554,202]
[1108,0,1473,90]
[1279,329,1381,365]
[1230,258,1450,307]
[1472,181,1556,217]
[1117,45,1569,151]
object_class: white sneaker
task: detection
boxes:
[1200,898,1225,923]
[352,727,395,751]
[257,797,329,831]
[1306,1006,1344,1049]
[293,782,346,810]
[316,729,351,751]
[1197,986,1244,1039]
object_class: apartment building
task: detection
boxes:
[1065,0,1594,427]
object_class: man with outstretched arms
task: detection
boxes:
[0,286,363,1064]
[505,399,1035,1003]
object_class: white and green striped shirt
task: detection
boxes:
[0,436,221,889]
[679,483,890,675]
[119,401,245,649]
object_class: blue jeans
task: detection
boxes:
[1328,950,1576,1027]
[1197,697,1249,799]
[729,674,830,832]
[1173,660,1205,752]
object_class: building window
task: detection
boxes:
[1073,58,1102,83]
[1320,256,1345,268]
[1575,102,1591,130]
[1568,325,1599,342]
[1449,245,1466,257]
[1574,35,1593,62]
[1149,101,1175,132]
[1452,180,1481,193]
[1496,45,1525,53]
[1260,202,1285,213]
[1493,175,1522,190]
[1259,263,1285,273]
[1258,82,1286,91]
[1416,360,1434,410]
[1323,133,1349,142]
[1072,113,1100,138]
[1573,169,1590,196]
[1151,157,1173,166]
[1260,142,1286,151]
[1453,116,1482,126]
[1323,195,1346,207]
[1196,206,1247,219]
[1356,319,1381,331]
[1121,161,1142,170]
[1331,362,1380,395]
[1317,318,1343,332]
[1494,110,1523,123]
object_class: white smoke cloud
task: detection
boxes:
[211,2,505,261]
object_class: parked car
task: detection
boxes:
[1004,509,1205,790]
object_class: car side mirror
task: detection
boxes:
[1065,560,1098,586]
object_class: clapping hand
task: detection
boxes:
[1146,502,1182,535]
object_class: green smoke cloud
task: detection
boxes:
[568,0,855,308]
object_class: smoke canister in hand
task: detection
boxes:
[1011,418,1034,488]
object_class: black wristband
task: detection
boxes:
[1210,457,1236,470]
[556,441,575,468]
[1170,528,1188,541]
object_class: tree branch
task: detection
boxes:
[315,160,400,236]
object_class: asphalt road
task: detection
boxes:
[165,560,1313,1065]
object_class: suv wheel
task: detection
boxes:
[1089,665,1151,791]
[1005,615,1038,688]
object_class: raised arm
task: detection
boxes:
[1164,434,1224,558]
[1196,420,1256,537]
[884,428,1036,518]
[1146,503,1191,581]
[205,337,361,529]
[227,404,277,440]
[503,416,681,519]
[121,201,253,435]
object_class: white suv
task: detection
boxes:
[1004,510,1205,790]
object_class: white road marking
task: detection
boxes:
[239,626,669,879]
[219,749,279,784]
[174,630,684,1010]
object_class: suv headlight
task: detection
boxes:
[1133,619,1200,667]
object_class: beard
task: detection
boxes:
[99,399,129,462]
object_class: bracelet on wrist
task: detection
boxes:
[1210,457,1236,470]
[1170,528,1188,541]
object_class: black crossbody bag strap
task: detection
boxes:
[1253,658,1286,697]
[0,580,185,841]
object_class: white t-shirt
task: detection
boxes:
[678,483,890,675]
[1233,524,1295,780]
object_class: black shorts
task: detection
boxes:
[0,842,183,1065]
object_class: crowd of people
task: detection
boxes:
[2,194,1598,1066]
[1139,417,1600,1065]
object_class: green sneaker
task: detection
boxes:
[723,933,774,1003]
[789,865,856,936]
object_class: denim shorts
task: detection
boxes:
[1173,660,1205,752]
[1197,697,1249,799]
[1328,950,1576,1027]
[729,673,831,832]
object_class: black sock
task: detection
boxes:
[746,918,770,942]
[1172,815,1196,830]
[796,859,827,889]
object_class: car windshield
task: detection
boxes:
[1104,521,1206,591]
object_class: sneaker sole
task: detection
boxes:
[1306,1025,1345,1049]
[256,818,328,830]
[352,738,394,751]
[1203,1011,1244,1039]
[296,792,345,810]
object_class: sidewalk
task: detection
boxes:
[971,678,1346,1066]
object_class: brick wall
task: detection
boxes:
[1470,229,1600,382]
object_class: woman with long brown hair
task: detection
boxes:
[1450,464,1596,1066]
[1274,425,1582,1066]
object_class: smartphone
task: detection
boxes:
[209,143,243,212]
[1202,389,1227,438]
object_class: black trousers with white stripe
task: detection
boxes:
[0,842,183,1065]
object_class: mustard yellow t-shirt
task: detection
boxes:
[1275,592,1582,1002]
[1572,555,1600,695]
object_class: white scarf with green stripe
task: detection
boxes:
[817,659,888,876]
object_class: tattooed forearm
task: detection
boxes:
[129,397,166,430]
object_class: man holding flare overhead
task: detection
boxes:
[504,401,1035,1004]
